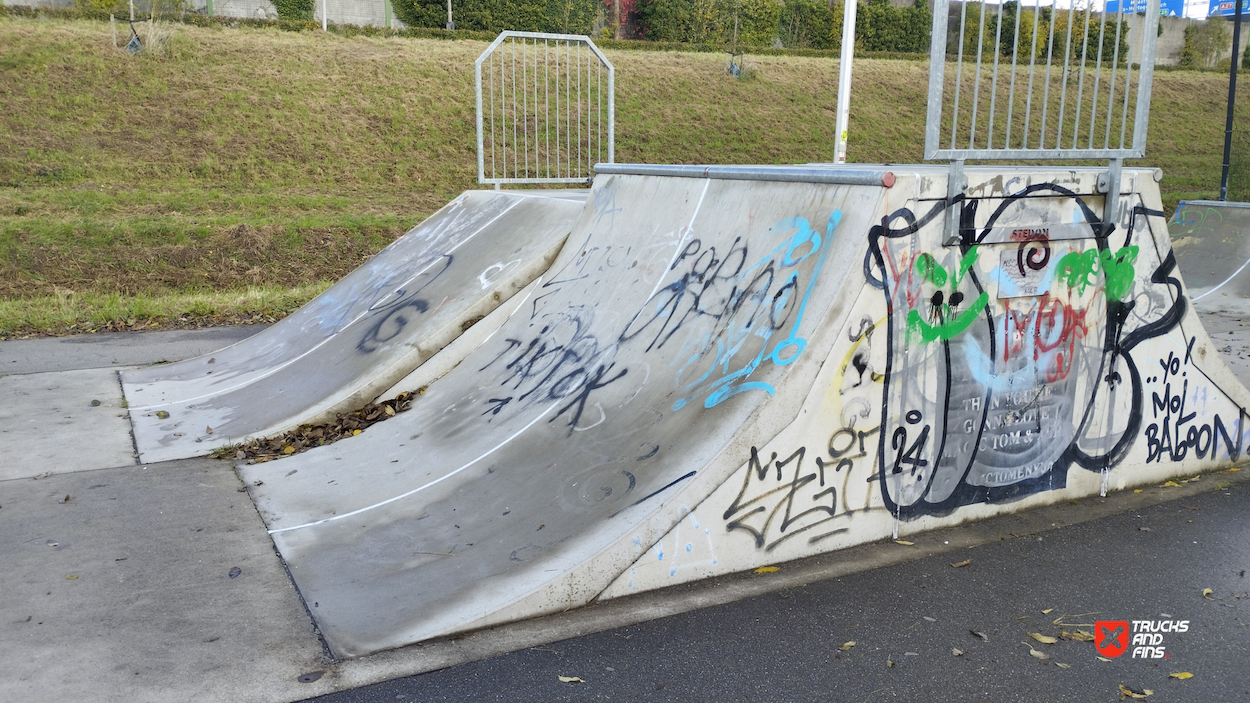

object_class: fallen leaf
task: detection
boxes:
[155,410,170,419]
[1023,642,1050,660]
[754,566,779,573]
[951,558,972,568]
[1030,633,1059,644]
[1042,608,1054,614]
[33,471,52,480]
[904,652,919,656]
[285,469,297,477]
[1133,489,1143,493]
[923,616,937,622]
[205,426,214,435]
[1118,684,1154,699]
[1160,480,1180,487]
[65,574,78,580]
[557,676,585,684]
[1227,467,1241,472]
[385,405,395,416]
[970,630,989,641]
[1169,672,1193,680]
[1098,656,1113,662]
[886,658,895,668]
[952,648,964,656]
[839,641,856,651]
[1056,662,1072,669]
[352,429,362,436]
[282,445,295,455]
[1065,629,1096,642]
[894,540,915,546]
[1202,588,1214,599]
[90,399,101,407]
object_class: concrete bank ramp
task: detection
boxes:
[122,190,585,463]
[242,165,1250,659]
[1170,199,1250,315]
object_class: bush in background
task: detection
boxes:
[273,0,315,21]
[393,0,600,33]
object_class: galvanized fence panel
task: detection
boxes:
[924,0,1161,162]
[475,32,614,186]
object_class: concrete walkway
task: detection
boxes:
[2,324,1249,702]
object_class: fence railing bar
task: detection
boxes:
[986,3,1005,148]
[545,40,550,179]
[1104,3,1125,149]
[968,1,989,148]
[1072,1,1093,150]
[1037,0,1057,148]
[1005,0,1025,149]
[1088,3,1107,150]
[950,0,970,150]
[577,42,583,177]
[1119,30,1134,149]
[1055,0,1076,149]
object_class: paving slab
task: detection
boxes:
[0,367,136,481]
[0,326,266,376]
[0,458,332,703]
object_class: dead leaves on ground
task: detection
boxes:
[1119,684,1154,699]
[212,388,423,463]
[557,675,585,684]
[950,558,972,568]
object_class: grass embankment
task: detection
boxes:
[0,16,1241,337]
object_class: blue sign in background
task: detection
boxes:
[1210,0,1250,16]
[1106,0,1185,15]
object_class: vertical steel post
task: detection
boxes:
[834,0,858,163]
[1223,3,1244,200]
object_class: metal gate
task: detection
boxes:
[475,31,615,187]
[924,0,1162,239]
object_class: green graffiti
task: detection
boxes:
[1055,246,1139,301]
[906,246,987,344]
[907,291,990,343]
[914,253,948,286]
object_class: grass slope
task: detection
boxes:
[0,16,1241,336]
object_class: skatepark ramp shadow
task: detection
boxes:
[125,164,1250,658]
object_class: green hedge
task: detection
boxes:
[637,0,930,52]
[392,0,602,34]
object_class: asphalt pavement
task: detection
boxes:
[309,478,1250,703]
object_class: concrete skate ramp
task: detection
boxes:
[1169,200,1250,314]
[242,165,1250,659]
[123,190,585,463]
[241,166,895,656]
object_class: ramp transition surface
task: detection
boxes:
[237,166,1250,658]
[123,190,584,463]
[1170,199,1250,317]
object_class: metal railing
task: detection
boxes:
[924,0,1161,240]
[475,32,615,187]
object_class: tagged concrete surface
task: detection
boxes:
[1170,199,1250,315]
[0,459,332,703]
[0,368,135,480]
[604,166,1250,597]
[123,190,585,464]
[239,165,1250,661]
[242,169,890,656]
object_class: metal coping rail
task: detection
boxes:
[475,31,614,187]
[1176,199,1250,211]
[593,163,897,187]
